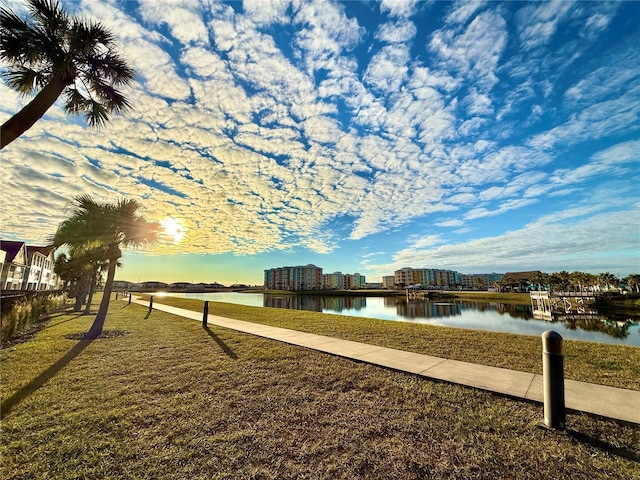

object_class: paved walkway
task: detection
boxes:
[128,296,640,425]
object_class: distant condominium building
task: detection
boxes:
[265,265,364,290]
[382,276,396,289]
[345,273,366,289]
[264,264,323,291]
[459,273,504,289]
[393,267,461,288]
[324,272,366,290]
[322,271,344,289]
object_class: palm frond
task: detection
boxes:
[83,76,132,114]
[0,8,32,59]
[28,0,68,30]
[2,67,47,94]
[69,18,115,55]
[85,98,110,127]
[86,51,135,86]
[62,87,91,114]
[1,0,135,137]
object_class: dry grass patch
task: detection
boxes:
[2,298,639,479]
[144,296,640,391]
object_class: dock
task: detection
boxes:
[530,290,599,320]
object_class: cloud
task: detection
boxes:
[380,0,420,19]
[430,9,507,90]
[370,203,640,276]
[0,0,637,280]
[515,0,576,50]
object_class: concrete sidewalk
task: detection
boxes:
[127,296,640,425]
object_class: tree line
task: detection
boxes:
[500,271,640,293]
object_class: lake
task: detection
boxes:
[154,292,640,346]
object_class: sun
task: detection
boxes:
[159,217,185,243]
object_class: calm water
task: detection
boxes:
[156,292,640,346]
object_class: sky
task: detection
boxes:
[1,0,639,285]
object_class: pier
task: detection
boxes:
[530,290,599,320]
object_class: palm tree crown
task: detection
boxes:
[0,0,134,149]
[53,195,159,337]
[54,195,159,257]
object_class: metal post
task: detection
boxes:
[542,330,565,430]
[149,295,154,312]
[203,301,209,327]
[128,293,132,304]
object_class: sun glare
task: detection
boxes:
[160,217,185,243]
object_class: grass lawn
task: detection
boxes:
[2,296,639,479]
[142,295,640,391]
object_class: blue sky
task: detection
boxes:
[1,0,639,285]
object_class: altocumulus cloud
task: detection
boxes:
[0,0,638,277]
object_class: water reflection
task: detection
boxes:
[264,295,367,312]
[262,294,639,345]
[549,313,636,340]
[161,292,639,345]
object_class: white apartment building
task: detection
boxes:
[24,246,58,290]
[1,241,28,290]
[0,241,59,291]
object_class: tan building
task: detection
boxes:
[382,275,396,289]
[265,264,323,290]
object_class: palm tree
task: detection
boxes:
[0,0,134,149]
[53,195,159,337]
[54,251,89,311]
[597,272,619,292]
[623,274,640,293]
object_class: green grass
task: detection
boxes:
[442,291,532,304]
[2,296,639,479]
[143,295,640,391]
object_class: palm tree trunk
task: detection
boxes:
[88,258,117,338]
[84,268,98,315]
[1,76,68,150]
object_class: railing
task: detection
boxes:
[530,290,600,318]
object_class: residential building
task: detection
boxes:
[394,267,461,288]
[290,264,323,290]
[322,272,344,289]
[139,281,169,290]
[394,267,418,288]
[264,264,323,290]
[264,266,293,290]
[25,246,58,290]
[1,241,28,290]
[344,273,366,289]
[382,276,396,289]
[113,280,136,291]
[459,273,504,289]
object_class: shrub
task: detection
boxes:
[1,293,68,343]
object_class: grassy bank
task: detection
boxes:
[2,296,639,479]
[143,295,640,391]
[253,289,533,304]
[440,291,531,304]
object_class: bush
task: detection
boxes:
[1,293,68,343]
